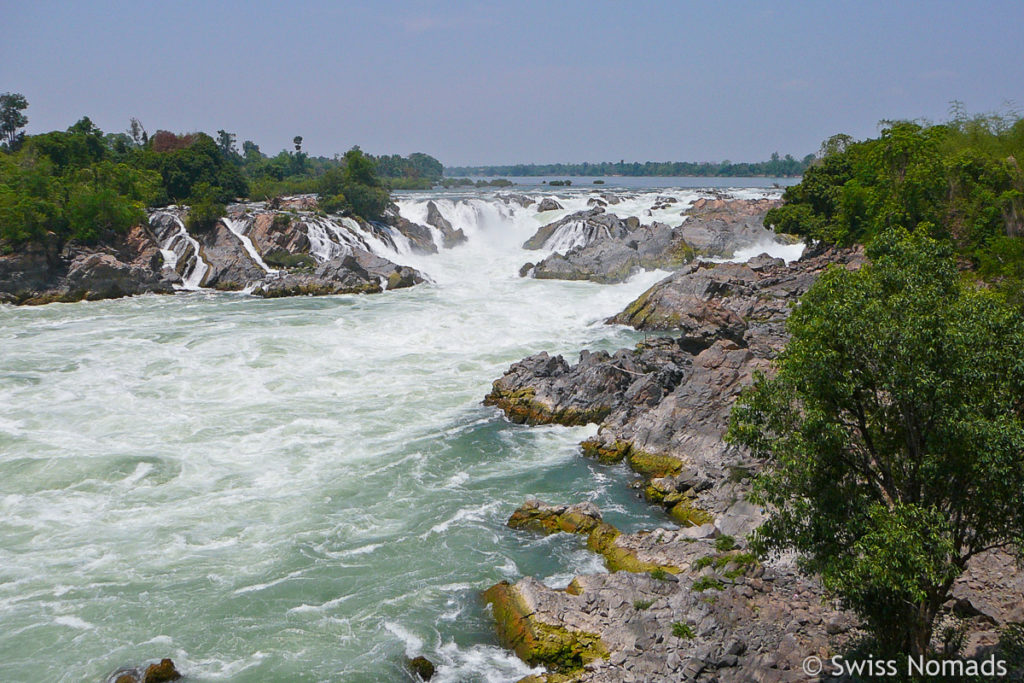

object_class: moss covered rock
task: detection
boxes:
[483,581,608,676]
[508,500,603,536]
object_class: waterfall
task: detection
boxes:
[150,211,210,290]
[222,216,278,274]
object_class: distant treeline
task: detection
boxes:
[445,153,815,178]
[0,91,451,247]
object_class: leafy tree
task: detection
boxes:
[216,129,238,158]
[242,140,262,163]
[0,92,29,149]
[184,182,225,232]
[727,229,1024,658]
[293,136,302,152]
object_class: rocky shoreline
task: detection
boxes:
[482,240,1023,681]
[0,197,440,305]
[518,197,789,284]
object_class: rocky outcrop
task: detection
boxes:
[425,200,467,248]
[1,200,434,305]
[491,248,866,525]
[252,251,423,298]
[538,198,564,212]
[521,198,794,285]
[406,655,436,680]
[521,199,793,285]
[485,534,857,683]
[508,500,604,536]
[523,208,636,251]
[674,198,787,258]
[0,226,178,305]
[531,222,690,284]
[383,205,438,254]
[609,245,864,355]
[485,245,1023,679]
[107,658,182,683]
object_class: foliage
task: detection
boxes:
[312,147,389,220]
[714,535,737,552]
[691,576,725,592]
[447,154,813,178]
[0,140,159,245]
[131,131,247,203]
[764,111,1024,298]
[727,229,1024,657]
[632,599,654,610]
[184,183,225,233]
[0,93,29,149]
[671,622,695,639]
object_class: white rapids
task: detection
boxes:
[1,184,797,682]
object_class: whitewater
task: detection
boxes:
[0,184,794,682]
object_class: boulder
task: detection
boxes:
[406,655,435,680]
[537,197,563,212]
[425,200,467,248]
[508,499,603,535]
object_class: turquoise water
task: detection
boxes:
[0,194,680,682]
[0,187,793,681]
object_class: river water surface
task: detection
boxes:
[0,185,790,682]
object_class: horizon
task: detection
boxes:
[5,1,1024,166]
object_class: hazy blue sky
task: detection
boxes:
[4,1,1022,166]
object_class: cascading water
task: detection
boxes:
[221,216,278,274]
[1,185,797,682]
[150,211,210,290]
[543,219,613,252]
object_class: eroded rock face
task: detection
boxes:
[538,198,564,212]
[252,251,423,298]
[485,245,1022,680]
[425,200,468,248]
[522,199,791,285]
[523,208,634,251]
[674,198,785,258]
[0,226,178,305]
[486,550,856,683]
[383,205,438,254]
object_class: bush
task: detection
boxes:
[671,622,695,639]
[185,183,225,233]
[728,229,1024,657]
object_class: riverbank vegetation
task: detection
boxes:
[0,94,444,246]
[447,153,813,178]
[734,108,1024,659]
[766,107,1024,300]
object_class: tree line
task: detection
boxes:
[446,153,813,178]
[0,93,445,248]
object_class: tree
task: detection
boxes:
[216,129,237,157]
[128,117,147,146]
[293,135,303,152]
[0,92,29,149]
[727,229,1024,658]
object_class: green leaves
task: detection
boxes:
[728,230,1024,655]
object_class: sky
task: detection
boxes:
[3,0,1022,167]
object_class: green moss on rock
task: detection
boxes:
[627,450,684,478]
[483,582,608,677]
[580,438,632,464]
[669,499,714,527]
[484,386,611,426]
[585,523,678,574]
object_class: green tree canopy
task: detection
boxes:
[0,92,29,149]
[727,229,1024,657]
